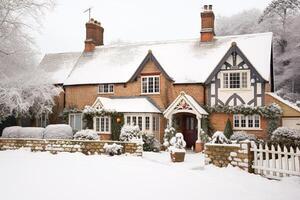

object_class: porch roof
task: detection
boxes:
[164,91,208,118]
[92,97,162,113]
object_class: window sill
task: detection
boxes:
[219,88,251,92]
[96,132,111,135]
[141,92,160,95]
[233,128,262,131]
[98,92,114,95]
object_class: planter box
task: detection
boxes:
[170,152,185,162]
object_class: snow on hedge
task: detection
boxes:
[43,124,73,139]
[271,127,300,140]
[2,126,22,138]
[2,126,44,139]
[211,131,230,144]
[103,143,123,156]
[230,131,257,142]
[73,129,99,140]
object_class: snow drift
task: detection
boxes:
[43,124,73,139]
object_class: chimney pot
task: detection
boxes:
[209,5,212,10]
[204,5,208,10]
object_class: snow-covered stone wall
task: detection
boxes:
[0,139,142,156]
[204,141,253,172]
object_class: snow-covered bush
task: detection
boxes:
[211,131,230,144]
[141,132,160,152]
[43,124,73,139]
[271,127,300,140]
[74,129,99,140]
[230,131,257,142]
[17,127,45,139]
[168,133,186,153]
[1,126,22,138]
[103,143,123,156]
[2,126,44,139]
[163,126,176,148]
[119,124,141,141]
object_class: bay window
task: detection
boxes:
[94,116,111,133]
[141,76,160,94]
[125,114,160,133]
[233,114,260,129]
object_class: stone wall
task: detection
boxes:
[0,138,142,156]
[204,142,253,172]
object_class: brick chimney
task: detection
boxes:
[200,5,215,42]
[84,18,104,52]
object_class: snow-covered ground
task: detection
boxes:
[0,149,300,200]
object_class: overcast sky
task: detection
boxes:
[36,0,272,54]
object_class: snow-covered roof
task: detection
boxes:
[39,52,81,84]
[267,93,300,113]
[63,32,273,85]
[92,97,161,113]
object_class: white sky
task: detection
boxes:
[36,0,272,54]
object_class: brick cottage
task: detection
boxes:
[38,5,284,147]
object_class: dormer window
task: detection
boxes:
[98,84,114,94]
[222,71,249,89]
[141,76,160,94]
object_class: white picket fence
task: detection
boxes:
[251,143,300,179]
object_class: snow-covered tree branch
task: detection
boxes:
[0,0,60,123]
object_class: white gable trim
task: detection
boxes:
[163,91,208,119]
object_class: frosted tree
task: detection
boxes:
[258,0,300,52]
[0,0,60,123]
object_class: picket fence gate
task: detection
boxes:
[251,143,300,179]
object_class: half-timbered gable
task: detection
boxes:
[205,42,268,107]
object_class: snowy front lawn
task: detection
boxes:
[0,150,300,200]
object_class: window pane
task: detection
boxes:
[132,116,137,125]
[105,117,109,132]
[234,115,239,127]
[241,115,246,127]
[223,73,228,88]
[242,72,247,88]
[74,114,81,131]
[138,116,142,131]
[248,116,253,128]
[230,73,240,88]
[100,117,105,132]
[148,77,154,93]
[99,85,103,93]
[142,78,147,93]
[154,77,159,92]
[152,117,156,131]
[254,115,260,128]
[104,84,108,92]
[127,116,131,125]
[145,117,150,130]
[109,84,114,93]
[96,118,100,131]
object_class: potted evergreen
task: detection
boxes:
[169,133,186,162]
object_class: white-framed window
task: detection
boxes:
[233,114,260,129]
[98,84,114,94]
[94,116,111,133]
[222,71,249,89]
[69,113,82,131]
[124,113,160,133]
[141,76,160,94]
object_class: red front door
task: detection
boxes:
[182,115,197,149]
